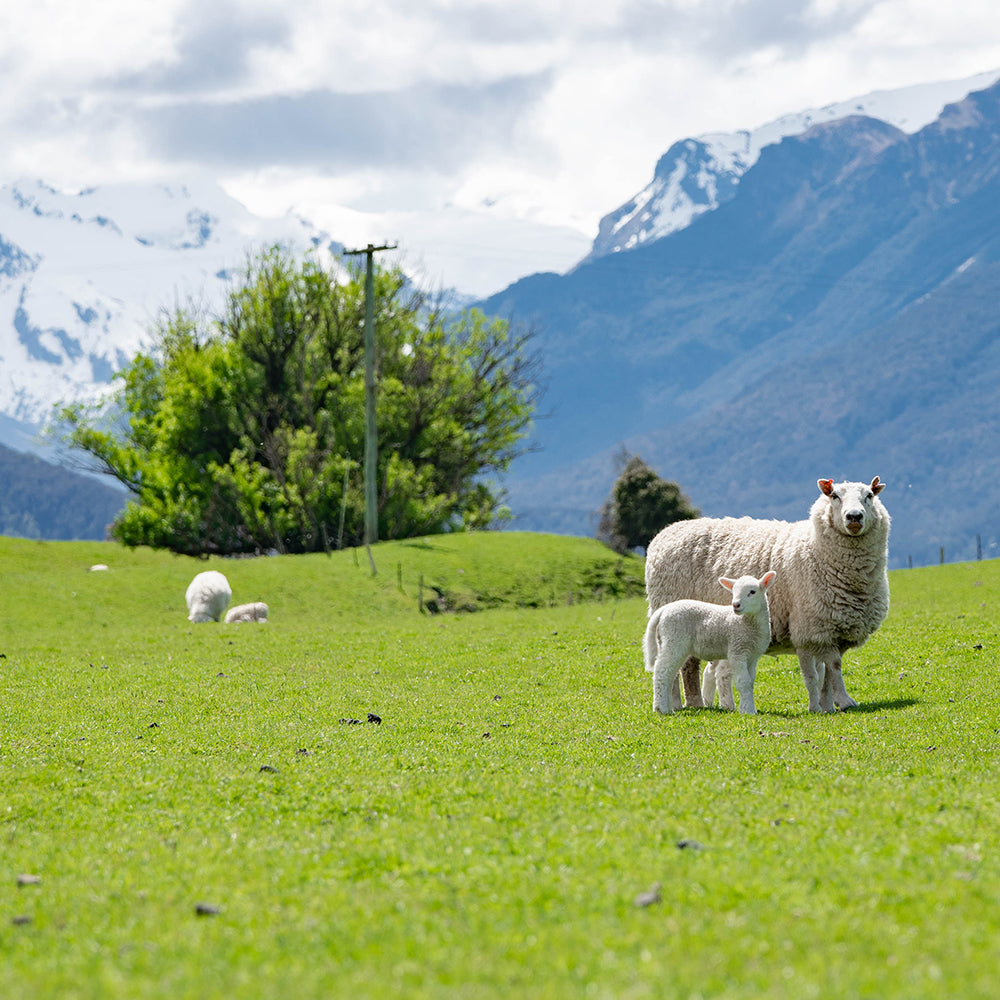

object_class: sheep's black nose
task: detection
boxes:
[846,512,864,523]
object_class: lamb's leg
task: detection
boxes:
[680,655,705,708]
[731,657,757,715]
[713,659,736,711]
[653,650,686,715]
[796,651,824,713]
[821,650,858,711]
[701,661,718,707]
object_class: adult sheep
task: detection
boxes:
[185,570,232,623]
[644,477,890,713]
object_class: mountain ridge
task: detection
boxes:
[584,68,1000,262]
[489,78,1000,567]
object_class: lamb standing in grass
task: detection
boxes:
[644,573,775,715]
[185,571,232,623]
[225,602,269,624]
[645,477,890,713]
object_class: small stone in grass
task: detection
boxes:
[12,914,32,926]
[259,764,278,773]
[16,874,41,887]
[367,713,382,724]
[676,839,705,851]
[195,903,221,917]
[634,883,661,908]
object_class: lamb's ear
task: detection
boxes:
[719,577,734,592]
[760,571,776,590]
[871,476,885,495]
[818,479,835,496]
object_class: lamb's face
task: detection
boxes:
[817,477,884,537]
[722,574,772,616]
[733,576,766,615]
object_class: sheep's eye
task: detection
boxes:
[830,492,840,501]
[748,589,756,595]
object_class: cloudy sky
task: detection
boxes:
[3,0,1000,295]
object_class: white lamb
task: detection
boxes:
[645,477,890,714]
[225,602,269,624]
[185,570,232,623]
[644,573,775,715]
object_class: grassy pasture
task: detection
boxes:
[1,533,999,999]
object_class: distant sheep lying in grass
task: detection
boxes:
[644,573,775,715]
[186,571,232,623]
[225,602,269,624]
[645,477,890,713]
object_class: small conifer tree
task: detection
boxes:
[597,452,699,554]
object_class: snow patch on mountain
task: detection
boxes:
[586,68,1000,261]
[0,178,340,432]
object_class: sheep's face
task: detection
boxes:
[817,477,885,536]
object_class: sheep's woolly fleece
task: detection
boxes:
[185,570,232,623]
[644,478,890,712]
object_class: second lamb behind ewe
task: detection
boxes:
[225,602,269,624]
[644,572,776,716]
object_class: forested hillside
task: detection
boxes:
[0,444,124,540]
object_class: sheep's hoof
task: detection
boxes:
[835,698,859,711]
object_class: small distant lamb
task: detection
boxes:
[644,572,776,716]
[225,602,269,624]
[185,570,232,623]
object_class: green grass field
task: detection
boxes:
[2,533,998,999]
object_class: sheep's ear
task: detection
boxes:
[760,571,776,590]
[719,577,734,592]
[871,476,885,495]
[818,479,835,496]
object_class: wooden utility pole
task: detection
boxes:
[344,242,397,552]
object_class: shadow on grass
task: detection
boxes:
[845,697,920,714]
[753,696,920,719]
[398,539,456,552]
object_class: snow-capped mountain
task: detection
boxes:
[586,68,1000,261]
[483,74,1000,567]
[0,179,340,440]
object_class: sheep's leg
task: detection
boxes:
[680,655,705,708]
[732,657,756,715]
[713,659,736,711]
[701,661,717,707]
[796,651,824,713]
[819,660,835,713]
[652,650,686,715]
[822,650,858,711]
